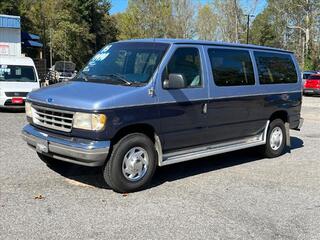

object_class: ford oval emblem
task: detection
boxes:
[47,98,53,103]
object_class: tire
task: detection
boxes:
[103,133,157,193]
[262,119,286,158]
[37,153,66,168]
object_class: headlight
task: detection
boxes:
[73,112,107,131]
[25,102,32,118]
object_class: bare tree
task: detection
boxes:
[195,3,217,41]
[171,0,195,38]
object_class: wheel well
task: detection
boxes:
[270,110,288,123]
[111,124,155,145]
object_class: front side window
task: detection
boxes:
[79,42,169,86]
[162,47,202,88]
[254,52,297,84]
[0,65,36,82]
[208,48,255,86]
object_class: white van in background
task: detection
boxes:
[0,56,40,108]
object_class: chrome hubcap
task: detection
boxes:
[270,126,283,150]
[122,147,149,181]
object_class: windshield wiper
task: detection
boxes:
[79,72,89,82]
[101,73,132,86]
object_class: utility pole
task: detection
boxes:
[49,28,52,68]
[40,0,46,60]
[245,14,255,44]
[234,0,239,43]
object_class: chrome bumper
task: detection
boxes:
[21,124,110,167]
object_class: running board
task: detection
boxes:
[159,121,269,167]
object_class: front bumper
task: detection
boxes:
[21,124,110,166]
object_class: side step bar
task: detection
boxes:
[159,121,269,167]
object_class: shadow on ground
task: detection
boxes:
[47,136,304,191]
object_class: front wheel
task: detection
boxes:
[103,133,157,193]
[262,119,286,158]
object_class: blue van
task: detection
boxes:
[22,39,303,192]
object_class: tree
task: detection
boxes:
[116,0,173,40]
[251,0,320,69]
[250,7,281,47]
[195,4,217,40]
[213,0,246,43]
[171,0,195,38]
[0,0,117,68]
[116,0,195,40]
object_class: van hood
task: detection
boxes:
[27,81,152,111]
[0,81,40,93]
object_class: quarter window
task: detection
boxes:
[254,52,297,84]
[208,49,255,86]
[162,47,202,88]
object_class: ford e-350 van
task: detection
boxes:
[22,39,303,192]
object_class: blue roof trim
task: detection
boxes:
[118,38,293,54]
[21,31,40,41]
[22,40,43,48]
[0,15,20,29]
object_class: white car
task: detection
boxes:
[0,56,40,108]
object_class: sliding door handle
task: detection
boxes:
[202,103,207,114]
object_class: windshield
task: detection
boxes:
[0,65,36,82]
[76,42,169,85]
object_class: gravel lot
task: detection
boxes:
[0,96,319,240]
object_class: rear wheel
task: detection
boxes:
[262,119,286,158]
[103,133,157,193]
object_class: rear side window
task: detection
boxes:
[254,52,297,84]
[208,48,255,86]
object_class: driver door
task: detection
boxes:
[156,46,209,152]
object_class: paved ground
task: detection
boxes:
[0,96,319,240]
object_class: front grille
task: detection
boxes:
[32,105,74,132]
[5,92,28,97]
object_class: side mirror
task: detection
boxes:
[163,73,186,89]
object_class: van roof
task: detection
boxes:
[119,38,293,54]
[0,56,35,66]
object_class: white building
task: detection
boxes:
[0,14,21,56]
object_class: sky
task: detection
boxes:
[110,0,268,16]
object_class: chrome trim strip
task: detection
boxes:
[27,90,301,111]
[211,90,301,100]
[159,121,270,167]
